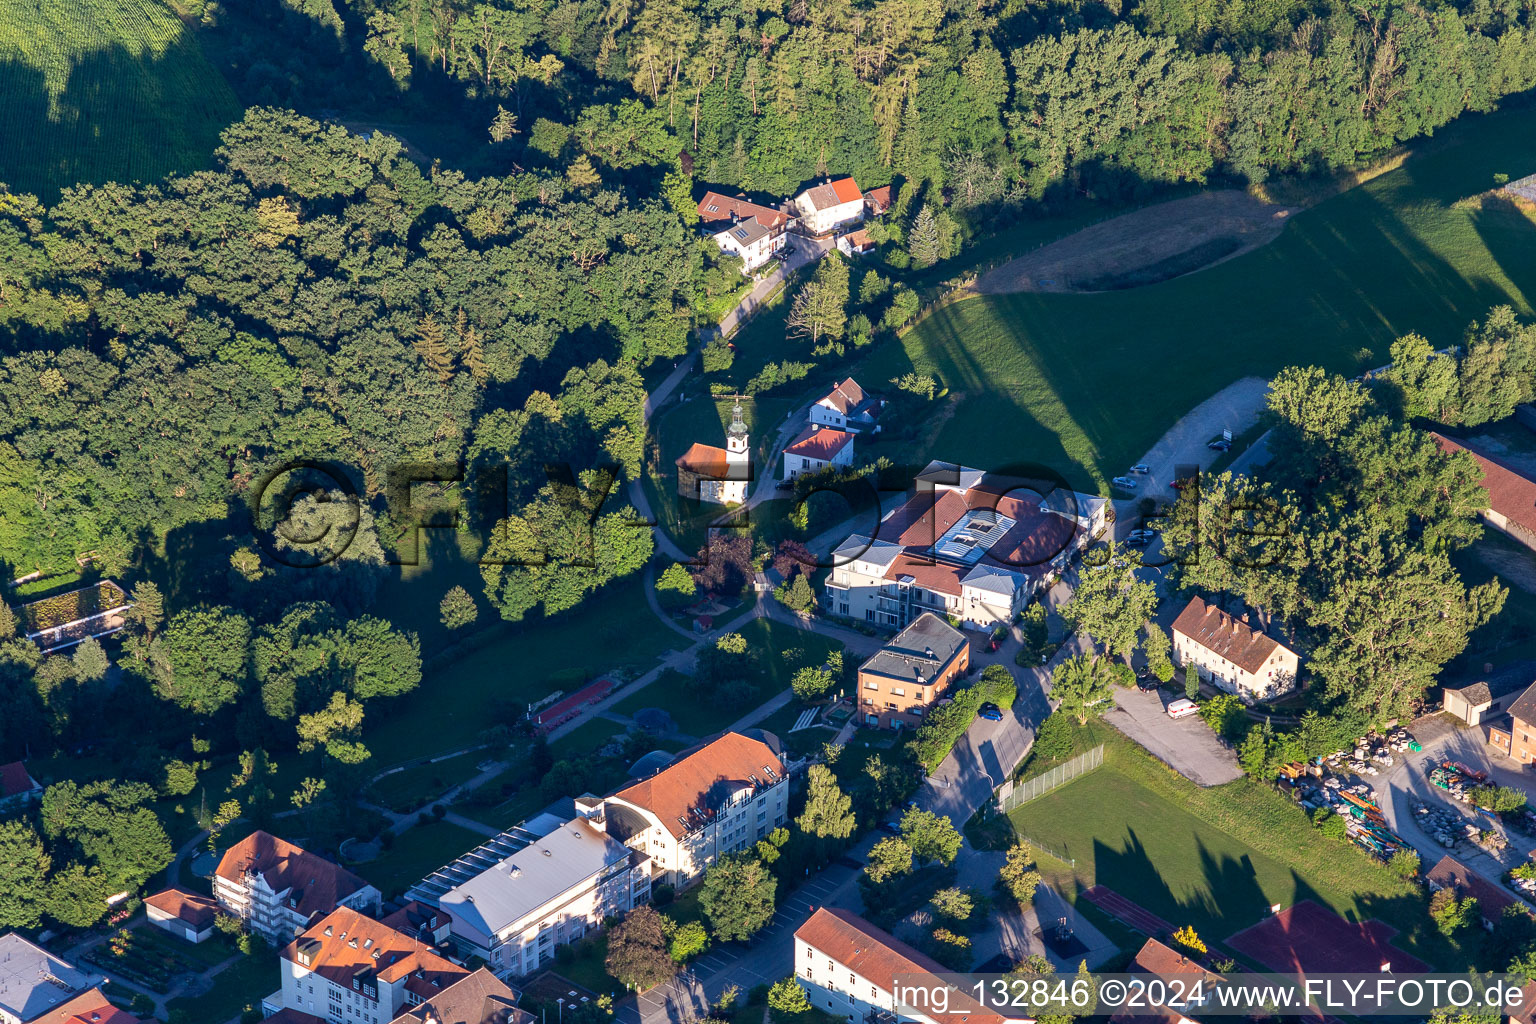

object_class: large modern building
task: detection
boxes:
[825,462,1104,632]
[0,934,120,1024]
[1171,596,1300,701]
[856,613,970,729]
[437,818,651,978]
[271,907,469,1024]
[214,831,381,944]
[575,731,789,889]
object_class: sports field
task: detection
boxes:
[858,97,1536,490]
[1006,733,1466,967]
[0,0,240,199]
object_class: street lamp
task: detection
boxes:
[557,998,565,1024]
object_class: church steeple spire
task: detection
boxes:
[727,396,749,458]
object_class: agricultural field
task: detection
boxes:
[848,97,1536,491]
[1006,732,1473,968]
[0,0,240,200]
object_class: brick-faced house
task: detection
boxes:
[1434,433,1536,553]
[214,831,381,944]
[856,613,970,729]
[1485,678,1536,764]
[1171,596,1300,701]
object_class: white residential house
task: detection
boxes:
[781,425,855,481]
[574,732,789,890]
[1171,595,1300,701]
[697,192,791,274]
[213,831,381,945]
[437,818,651,978]
[270,907,468,1024]
[711,217,785,273]
[793,178,864,236]
[810,378,883,433]
[145,888,219,944]
[795,908,1021,1024]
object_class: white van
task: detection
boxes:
[1166,698,1199,720]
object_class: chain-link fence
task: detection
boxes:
[994,744,1105,815]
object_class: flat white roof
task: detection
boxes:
[0,933,95,1021]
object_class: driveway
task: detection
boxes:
[717,236,834,338]
[1126,377,1270,500]
[1104,686,1242,786]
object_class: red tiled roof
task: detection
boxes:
[0,760,38,799]
[800,178,862,211]
[388,968,530,1024]
[31,989,140,1024]
[1426,854,1522,923]
[263,1010,327,1024]
[696,192,787,230]
[797,909,1007,1024]
[614,732,783,839]
[1108,939,1220,1024]
[283,907,468,1000]
[675,442,732,478]
[1171,596,1287,675]
[864,186,893,213]
[877,487,1077,570]
[145,887,219,929]
[882,554,965,598]
[841,229,874,250]
[1433,432,1536,535]
[784,425,854,461]
[215,831,373,925]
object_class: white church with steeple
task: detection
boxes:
[674,398,751,505]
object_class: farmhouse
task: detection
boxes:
[793,178,864,236]
[810,378,883,433]
[675,399,750,505]
[781,425,855,481]
[1442,661,1536,727]
[0,760,41,813]
[856,612,970,729]
[145,887,220,943]
[1483,678,1536,764]
[1171,596,1299,701]
[825,464,1100,632]
[214,830,381,944]
[1432,433,1536,553]
[1425,854,1525,930]
[436,817,650,978]
[269,906,469,1024]
[795,908,1018,1024]
[574,731,789,889]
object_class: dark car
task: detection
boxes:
[877,819,901,834]
[978,702,1003,721]
[1137,676,1160,691]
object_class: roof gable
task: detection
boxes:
[1434,432,1536,535]
[784,425,854,460]
[216,831,373,924]
[613,732,783,838]
[1171,596,1289,675]
[0,760,38,799]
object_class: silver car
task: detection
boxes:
[1112,476,1138,490]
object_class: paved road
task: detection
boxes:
[716,237,833,338]
[1104,686,1242,786]
[1126,377,1270,500]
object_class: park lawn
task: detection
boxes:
[849,97,1536,492]
[355,820,484,902]
[1008,733,1472,968]
[362,572,676,765]
[551,718,630,758]
[0,0,240,200]
[370,750,487,813]
[164,950,279,1023]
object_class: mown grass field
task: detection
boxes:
[0,0,240,200]
[851,97,1536,491]
[1008,731,1473,968]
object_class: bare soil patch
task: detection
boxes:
[975,190,1296,295]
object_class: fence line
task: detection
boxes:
[993,744,1105,814]
[1012,832,1079,870]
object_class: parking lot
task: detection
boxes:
[1105,686,1243,786]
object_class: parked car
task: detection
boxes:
[1207,439,1231,451]
[1137,676,1160,692]
[1128,528,1155,542]
[1129,464,1151,474]
[1125,535,1149,548]
[877,819,901,835]
[977,702,1003,721]
[1166,697,1199,720]
[1112,475,1139,490]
